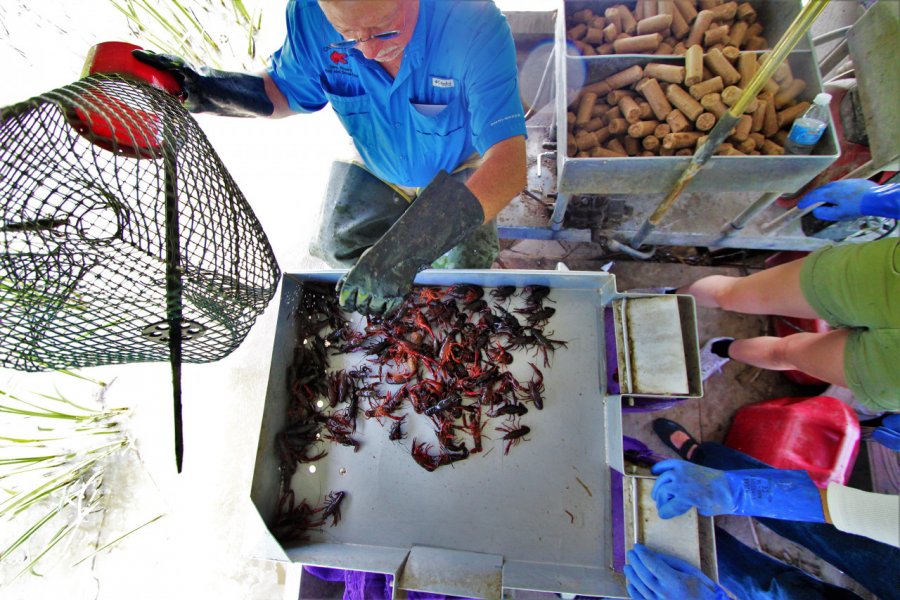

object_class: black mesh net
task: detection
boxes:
[0,74,280,372]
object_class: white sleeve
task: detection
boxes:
[826,483,900,547]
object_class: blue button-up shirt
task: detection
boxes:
[268,0,526,187]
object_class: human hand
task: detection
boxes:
[651,459,736,519]
[872,414,900,451]
[337,250,412,316]
[132,50,196,91]
[624,544,727,600]
[132,50,273,116]
[796,179,878,220]
[651,459,826,522]
[338,171,484,315]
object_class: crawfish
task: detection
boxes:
[529,328,568,368]
[486,342,513,365]
[523,284,553,305]
[325,431,361,452]
[273,491,318,543]
[462,409,483,453]
[519,362,545,410]
[318,490,347,527]
[413,311,437,341]
[490,285,516,302]
[415,286,445,304]
[447,283,484,305]
[389,415,407,441]
[526,307,556,325]
[411,439,440,472]
[496,422,531,455]
[438,439,470,466]
[489,402,528,419]
[364,392,405,422]
[424,393,461,417]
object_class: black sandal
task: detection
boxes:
[652,418,699,460]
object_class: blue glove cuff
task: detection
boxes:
[860,183,900,220]
[726,469,826,522]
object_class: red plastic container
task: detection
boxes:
[764,251,831,386]
[83,41,182,96]
[725,396,860,488]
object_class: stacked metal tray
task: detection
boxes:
[556,0,840,194]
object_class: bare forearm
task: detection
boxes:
[464,135,526,222]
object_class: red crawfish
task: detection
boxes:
[495,421,531,455]
[486,342,513,365]
[446,283,484,305]
[411,438,440,472]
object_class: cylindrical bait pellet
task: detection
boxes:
[705,48,741,85]
[666,108,691,133]
[685,44,704,85]
[614,33,662,54]
[645,62,687,84]
[689,75,724,99]
[628,120,661,138]
[666,84,704,120]
[696,112,717,131]
[637,14,673,35]
[686,9,714,48]
[663,131,704,149]
[576,92,598,125]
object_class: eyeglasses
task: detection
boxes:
[329,29,400,50]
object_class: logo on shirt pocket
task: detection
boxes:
[431,77,456,89]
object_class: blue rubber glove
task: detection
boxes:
[651,459,826,522]
[872,414,900,451]
[796,179,900,220]
[624,544,728,600]
[860,182,900,220]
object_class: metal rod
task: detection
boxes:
[818,38,850,78]
[719,191,780,236]
[550,192,570,231]
[626,0,832,250]
[760,201,823,232]
[163,132,184,473]
[812,25,852,46]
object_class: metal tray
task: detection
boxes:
[556,0,840,194]
[250,270,709,598]
[562,0,812,58]
[251,269,639,598]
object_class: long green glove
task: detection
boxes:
[338,171,485,315]
[132,50,273,117]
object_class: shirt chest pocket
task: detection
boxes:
[408,92,464,137]
[323,81,374,141]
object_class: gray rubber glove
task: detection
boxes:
[132,50,273,117]
[338,171,485,315]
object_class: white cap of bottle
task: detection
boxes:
[813,93,832,106]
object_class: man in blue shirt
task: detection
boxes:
[134,0,527,315]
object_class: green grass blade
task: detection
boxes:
[73,513,164,566]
